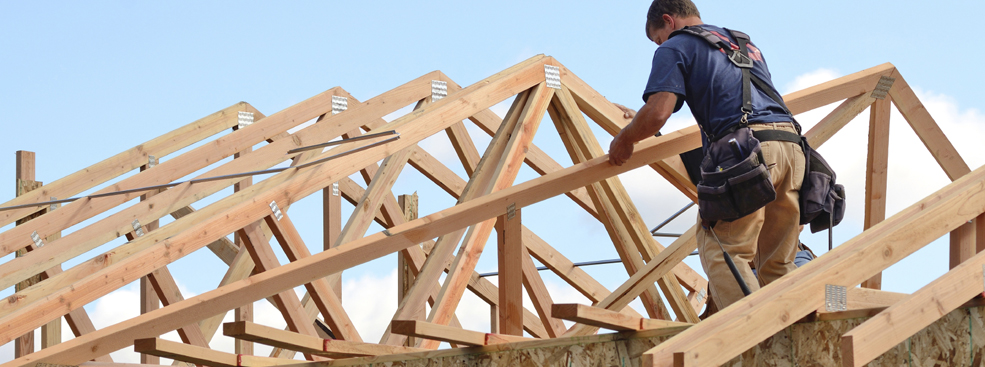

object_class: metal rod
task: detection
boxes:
[0,134,402,213]
[476,252,700,278]
[651,232,683,238]
[650,202,695,234]
[286,130,398,154]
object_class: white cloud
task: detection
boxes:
[783,68,841,94]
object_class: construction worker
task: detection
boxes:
[608,0,805,313]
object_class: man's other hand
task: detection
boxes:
[608,132,633,166]
[613,103,637,120]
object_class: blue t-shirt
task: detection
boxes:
[642,24,793,142]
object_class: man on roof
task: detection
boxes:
[608,0,806,314]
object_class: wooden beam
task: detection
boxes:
[391,320,532,347]
[519,246,566,338]
[224,321,425,358]
[555,72,707,294]
[237,220,324,361]
[232,140,254,356]
[496,208,524,336]
[0,102,264,229]
[14,151,37,358]
[335,147,413,247]
[641,160,985,366]
[263,212,361,342]
[380,77,541,347]
[552,304,690,332]
[397,193,420,347]
[548,88,669,321]
[419,82,555,349]
[889,73,971,181]
[805,92,877,148]
[142,265,210,349]
[0,78,424,294]
[841,248,985,367]
[551,86,699,323]
[8,55,646,364]
[0,78,431,331]
[446,121,481,178]
[133,338,296,367]
[861,96,890,289]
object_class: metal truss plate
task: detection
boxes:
[332,182,340,196]
[695,288,707,304]
[331,96,348,115]
[31,231,44,248]
[825,284,847,312]
[49,197,58,212]
[148,155,157,169]
[270,201,284,221]
[544,65,561,89]
[132,219,144,237]
[431,80,448,101]
[238,111,254,129]
[506,203,516,220]
[870,76,896,100]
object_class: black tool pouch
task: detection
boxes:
[799,138,846,232]
[696,127,776,222]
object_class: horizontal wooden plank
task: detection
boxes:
[552,304,689,332]
[224,321,425,358]
[133,337,295,367]
[391,320,532,347]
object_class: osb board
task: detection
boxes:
[318,305,985,367]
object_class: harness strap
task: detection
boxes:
[670,26,803,137]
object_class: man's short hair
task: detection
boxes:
[645,0,701,39]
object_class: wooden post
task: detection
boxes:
[324,181,342,299]
[398,193,419,346]
[497,206,523,336]
[233,142,254,355]
[14,150,39,357]
[861,98,890,289]
[138,158,161,363]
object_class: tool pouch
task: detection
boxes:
[696,127,776,222]
[799,139,846,232]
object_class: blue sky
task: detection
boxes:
[2,0,985,362]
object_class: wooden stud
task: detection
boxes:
[14,151,37,358]
[232,140,254,356]
[224,321,425,358]
[397,193,420,347]
[134,338,296,367]
[496,207,524,336]
[861,97,890,289]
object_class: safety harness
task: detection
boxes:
[669,26,802,143]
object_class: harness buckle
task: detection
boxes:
[727,50,754,69]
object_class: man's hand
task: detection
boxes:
[613,103,636,120]
[608,132,633,166]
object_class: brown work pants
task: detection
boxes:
[697,122,805,310]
